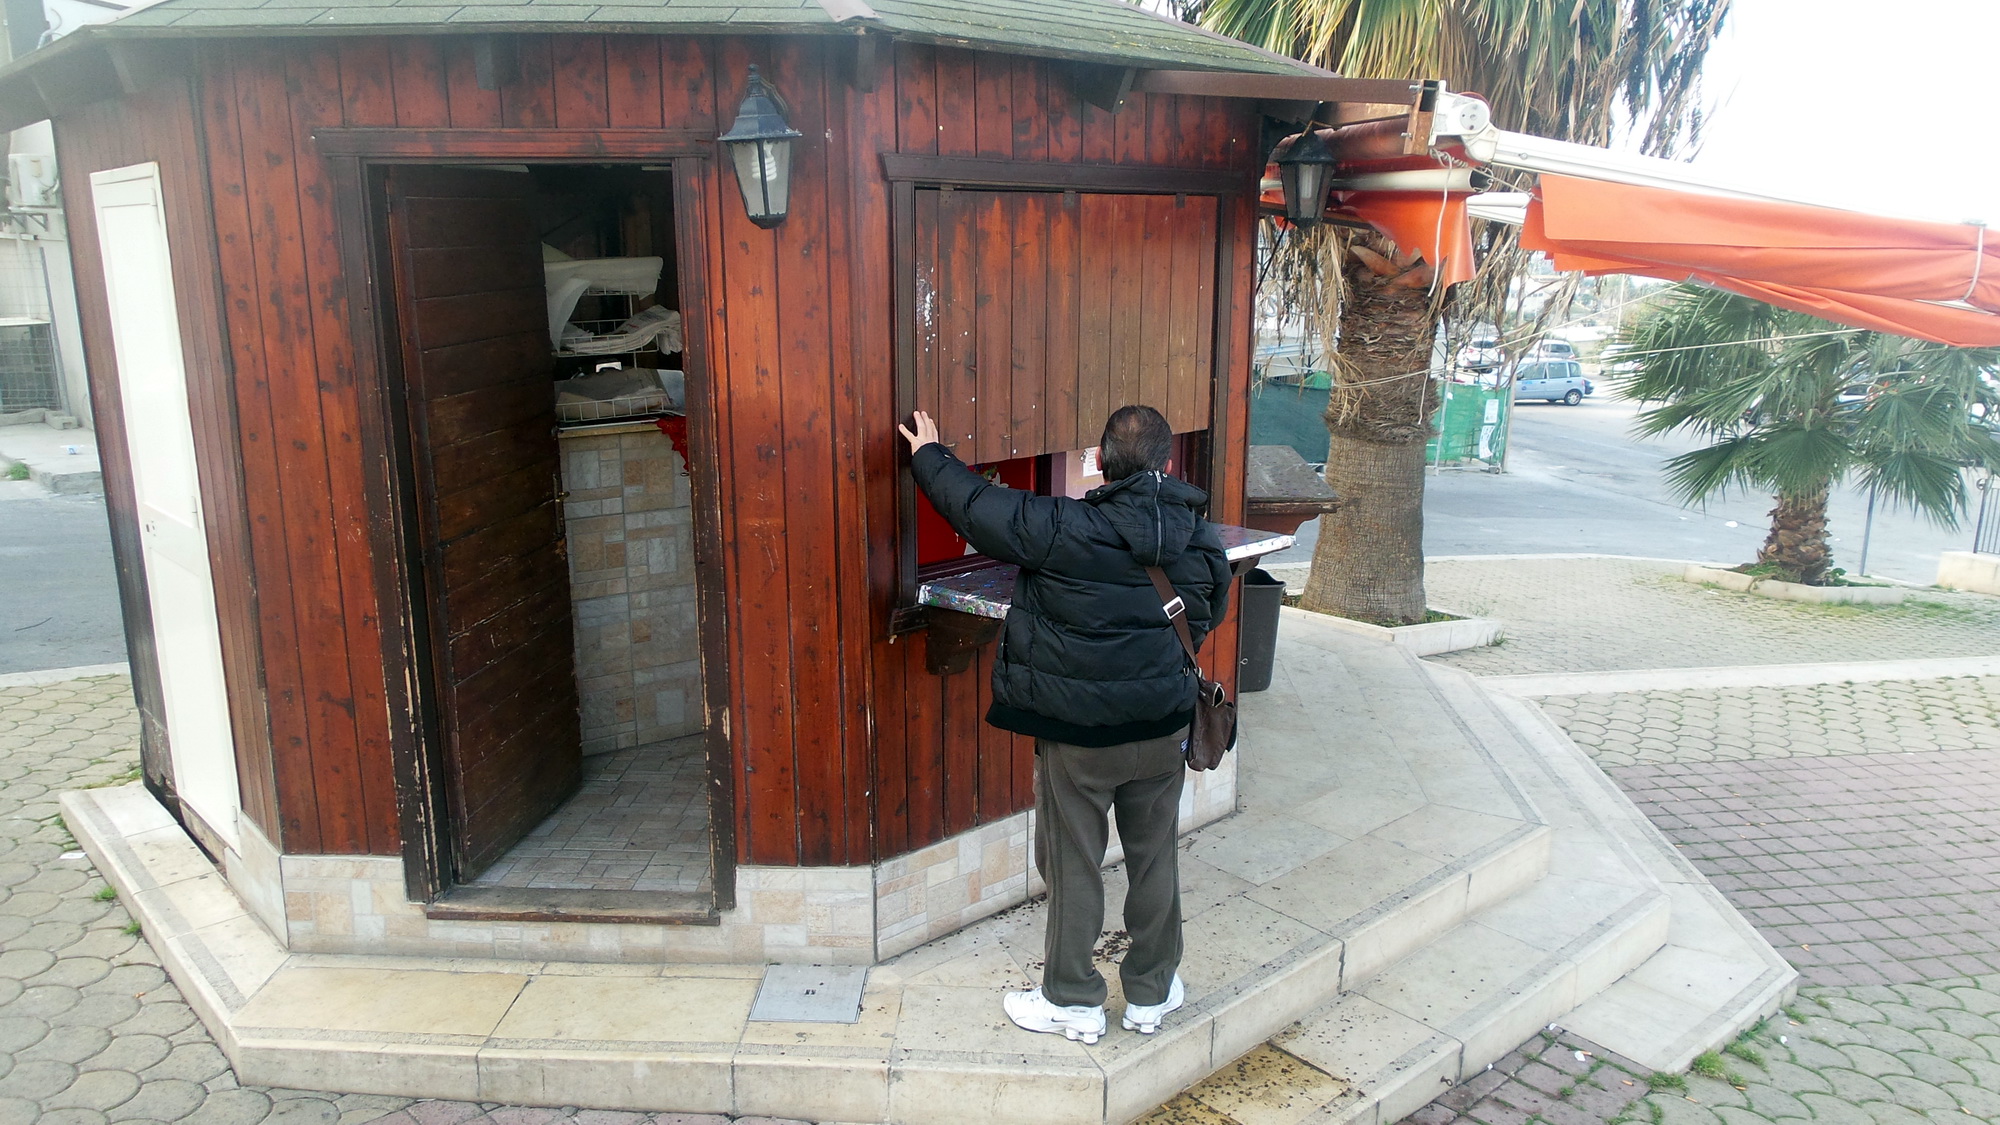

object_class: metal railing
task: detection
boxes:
[1975,471,2000,556]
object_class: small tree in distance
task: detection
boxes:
[1613,284,2000,584]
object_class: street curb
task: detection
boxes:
[0,662,130,688]
[1425,553,1709,564]
[1478,654,2000,698]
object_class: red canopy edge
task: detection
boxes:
[1260,125,2000,345]
[1522,175,2000,347]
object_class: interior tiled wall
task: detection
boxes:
[558,423,703,755]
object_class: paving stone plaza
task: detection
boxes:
[4,556,1999,1124]
[1426,557,2000,676]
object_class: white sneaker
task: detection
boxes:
[1121,974,1185,1034]
[1002,987,1106,1044]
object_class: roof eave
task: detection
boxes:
[0,18,1364,134]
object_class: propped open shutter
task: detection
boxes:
[913,189,1218,464]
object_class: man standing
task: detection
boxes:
[899,404,1232,1044]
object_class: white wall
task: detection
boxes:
[0,0,133,425]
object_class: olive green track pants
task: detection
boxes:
[1033,728,1188,1009]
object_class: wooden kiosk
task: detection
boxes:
[0,0,1413,964]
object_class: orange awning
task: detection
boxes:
[1258,172,1478,287]
[1522,174,2000,346]
[1336,190,1478,287]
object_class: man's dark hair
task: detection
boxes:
[1098,404,1172,482]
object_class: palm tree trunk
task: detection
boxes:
[1758,487,1832,584]
[1305,432,1427,622]
[1298,234,1439,626]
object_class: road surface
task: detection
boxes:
[0,489,125,675]
[1269,384,1989,585]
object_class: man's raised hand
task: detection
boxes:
[898,410,941,455]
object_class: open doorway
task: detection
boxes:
[375,162,722,920]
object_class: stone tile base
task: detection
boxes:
[61,622,1793,1125]
[209,759,1240,965]
[282,854,877,964]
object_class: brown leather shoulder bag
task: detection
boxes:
[1142,565,1237,771]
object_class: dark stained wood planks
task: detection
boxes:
[912,188,1221,465]
[381,165,579,880]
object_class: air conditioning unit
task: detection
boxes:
[7,153,57,208]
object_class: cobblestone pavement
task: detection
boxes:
[0,674,807,1125]
[1538,676,2000,769]
[1423,557,2000,676]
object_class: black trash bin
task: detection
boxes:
[1235,568,1286,693]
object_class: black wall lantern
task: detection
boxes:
[720,65,803,229]
[1272,127,1339,227]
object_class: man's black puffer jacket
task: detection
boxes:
[912,444,1232,748]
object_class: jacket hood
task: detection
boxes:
[1086,469,1210,567]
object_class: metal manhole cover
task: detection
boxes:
[747,963,868,1023]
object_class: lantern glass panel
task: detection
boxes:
[730,136,794,227]
[1281,161,1333,224]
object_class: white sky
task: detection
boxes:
[1689,0,2000,224]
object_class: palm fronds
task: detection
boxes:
[1614,282,2000,578]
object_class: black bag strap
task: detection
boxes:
[1143,565,1201,671]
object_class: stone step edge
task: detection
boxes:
[27,462,102,494]
[63,782,1559,1125]
[1479,689,1798,1069]
[1416,661,1798,1070]
[1277,885,1674,1125]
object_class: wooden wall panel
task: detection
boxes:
[710,38,798,865]
[287,46,407,853]
[552,36,611,128]
[1009,193,1047,459]
[443,38,503,127]
[204,45,390,853]
[69,31,1259,870]
[390,39,452,127]
[52,78,282,848]
[824,52,887,868]
[771,41,850,864]
[606,37,664,129]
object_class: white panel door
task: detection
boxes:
[90,163,240,847]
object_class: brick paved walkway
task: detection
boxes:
[1612,746,2000,988]
[1423,557,2000,676]
[0,674,801,1125]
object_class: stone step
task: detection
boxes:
[0,419,101,495]
[27,461,101,494]
[66,778,1556,1125]
[1145,652,1797,1125]
[1270,874,1671,1125]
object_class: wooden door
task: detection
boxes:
[383,166,579,881]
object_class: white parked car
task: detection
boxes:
[1455,334,1504,373]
